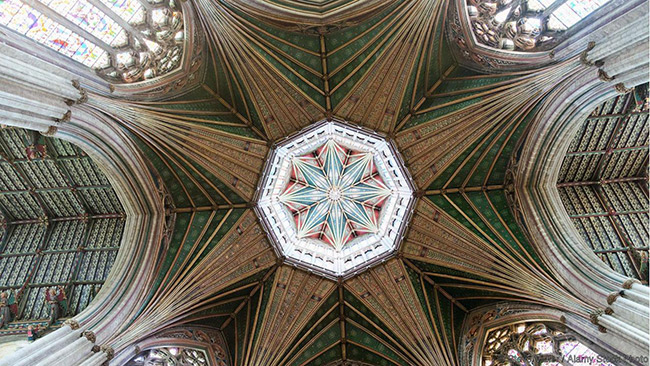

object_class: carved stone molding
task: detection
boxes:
[615,82,633,94]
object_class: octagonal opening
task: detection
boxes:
[254,119,416,279]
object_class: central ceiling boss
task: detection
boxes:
[255,119,416,279]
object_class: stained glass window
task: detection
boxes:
[0,0,185,83]
[482,321,615,366]
[467,0,612,51]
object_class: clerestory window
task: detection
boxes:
[0,0,185,83]
[482,321,614,366]
[467,0,612,51]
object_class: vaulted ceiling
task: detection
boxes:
[2,0,647,364]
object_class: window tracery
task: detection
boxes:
[467,0,612,51]
[126,347,210,366]
[126,347,209,366]
[0,0,185,83]
[482,321,613,366]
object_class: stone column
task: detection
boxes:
[0,30,165,366]
[588,280,650,363]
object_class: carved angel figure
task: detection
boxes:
[0,290,17,328]
[45,286,67,326]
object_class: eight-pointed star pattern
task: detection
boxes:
[280,139,390,251]
[256,120,415,279]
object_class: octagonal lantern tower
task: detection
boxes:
[254,119,416,279]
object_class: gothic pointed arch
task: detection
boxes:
[0,0,205,98]
[447,0,647,72]
[459,302,636,366]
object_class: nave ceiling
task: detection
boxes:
[0,0,648,365]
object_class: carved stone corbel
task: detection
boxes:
[589,309,603,325]
[598,69,615,82]
[82,330,96,343]
[622,278,641,289]
[614,82,633,94]
[100,345,115,360]
[54,110,71,123]
[580,41,597,66]
[63,319,80,330]
[606,291,621,305]
[40,126,58,137]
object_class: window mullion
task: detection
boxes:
[542,0,567,17]
[19,0,115,55]
[85,0,150,49]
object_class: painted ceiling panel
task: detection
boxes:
[557,88,649,281]
[0,127,125,334]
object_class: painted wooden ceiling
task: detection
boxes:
[22,0,646,364]
[0,127,125,331]
[557,88,649,282]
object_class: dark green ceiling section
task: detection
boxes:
[228,7,324,105]
[396,2,450,125]
[151,85,261,138]
[300,343,341,366]
[228,278,264,365]
[346,343,399,366]
[131,209,245,323]
[204,40,267,134]
[248,268,276,358]
[405,69,520,130]
[417,91,547,266]
[409,260,487,283]
[288,317,340,366]
[325,1,406,107]
[284,291,339,365]
[125,124,247,207]
[345,323,408,366]
[428,136,487,189]
[428,192,531,263]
